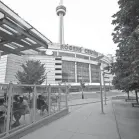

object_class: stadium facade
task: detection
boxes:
[0,43,113,87]
[0,0,114,91]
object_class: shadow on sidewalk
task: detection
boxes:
[112,99,139,139]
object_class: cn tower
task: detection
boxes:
[56,0,66,45]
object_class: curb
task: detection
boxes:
[111,99,122,139]
[68,99,110,106]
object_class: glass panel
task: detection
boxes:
[4,44,15,49]
[11,42,24,48]
[6,17,25,30]
[59,52,75,57]
[7,43,17,49]
[21,49,38,55]
[77,62,89,82]
[9,85,32,132]
[25,38,37,44]
[0,27,13,35]
[76,54,89,60]
[21,39,31,46]
[0,84,8,137]
[3,24,18,34]
[0,12,4,19]
[30,29,50,43]
[62,61,75,82]
[0,2,31,29]
[91,64,100,83]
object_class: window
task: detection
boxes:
[55,58,61,60]
[55,68,62,70]
[55,63,62,65]
[77,62,89,82]
[91,64,100,83]
[59,52,75,57]
[76,54,89,60]
[55,78,62,81]
[62,61,75,82]
[55,73,62,75]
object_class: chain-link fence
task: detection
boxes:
[0,83,68,138]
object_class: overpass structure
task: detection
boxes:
[0,1,51,57]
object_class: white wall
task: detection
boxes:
[0,55,7,83]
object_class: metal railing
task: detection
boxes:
[0,83,68,138]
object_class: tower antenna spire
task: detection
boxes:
[56,0,66,48]
[60,0,63,5]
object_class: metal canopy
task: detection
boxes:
[0,1,52,56]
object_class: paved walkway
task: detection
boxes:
[21,101,119,139]
[112,99,139,139]
[20,95,139,139]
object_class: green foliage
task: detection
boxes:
[16,60,46,92]
[111,0,139,96]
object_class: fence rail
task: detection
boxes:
[0,83,68,138]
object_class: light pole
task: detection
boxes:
[98,62,104,114]
[46,71,51,86]
[94,55,104,114]
[102,71,107,105]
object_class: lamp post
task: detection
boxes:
[98,62,104,114]
[80,80,85,99]
[102,71,107,105]
[46,71,51,86]
[94,55,104,114]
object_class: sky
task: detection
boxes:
[3,0,119,56]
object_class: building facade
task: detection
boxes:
[48,43,113,85]
[0,43,113,87]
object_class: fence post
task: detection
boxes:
[48,84,51,115]
[58,84,61,111]
[65,86,68,109]
[33,85,37,123]
[6,83,13,136]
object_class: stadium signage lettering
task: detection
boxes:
[60,45,82,53]
[61,45,98,56]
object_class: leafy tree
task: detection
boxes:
[16,60,46,85]
[111,0,139,102]
[16,60,46,103]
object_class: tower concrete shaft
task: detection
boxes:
[56,0,66,45]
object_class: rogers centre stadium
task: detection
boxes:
[0,1,114,92]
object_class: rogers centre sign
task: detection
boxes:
[60,45,98,56]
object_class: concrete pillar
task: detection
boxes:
[89,64,91,83]
[6,83,13,135]
[75,62,77,83]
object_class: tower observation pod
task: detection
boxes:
[56,0,66,46]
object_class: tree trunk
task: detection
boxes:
[28,91,31,108]
[82,88,84,99]
[135,90,138,103]
[127,91,130,99]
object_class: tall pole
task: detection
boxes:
[109,81,111,91]
[56,0,66,51]
[98,62,104,114]
[103,72,107,105]
[46,71,50,86]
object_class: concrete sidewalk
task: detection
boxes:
[20,96,139,139]
[21,101,120,139]
[112,99,139,139]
